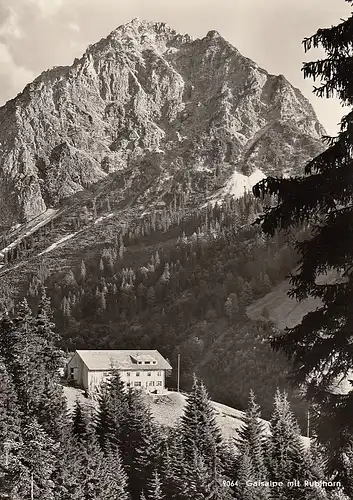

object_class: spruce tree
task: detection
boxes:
[159,427,190,500]
[135,417,163,496]
[268,390,309,500]
[119,388,157,500]
[185,450,233,500]
[52,434,85,500]
[0,358,23,498]
[236,444,269,500]
[180,375,223,468]
[95,383,117,451]
[71,398,90,445]
[0,296,66,428]
[17,417,56,500]
[235,390,267,481]
[76,435,109,500]
[98,445,130,500]
[36,287,64,377]
[2,299,43,416]
[95,368,128,452]
[37,375,69,442]
[301,442,329,500]
[180,376,229,499]
[186,451,213,500]
[252,1,353,477]
[146,470,164,500]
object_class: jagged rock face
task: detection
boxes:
[0,18,325,229]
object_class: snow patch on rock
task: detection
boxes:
[224,168,266,197]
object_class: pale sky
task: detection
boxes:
[0,0,351,136]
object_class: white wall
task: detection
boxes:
[88,368,166,393]
[67,353,88,389]
[120,368,165,392]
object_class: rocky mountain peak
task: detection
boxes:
[0,19,325,231]
[88,18,193,57]
[205,29,222,40]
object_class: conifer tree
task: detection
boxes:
[135,418,163,495]
[219,439,237,487]
[252,2,353,476]
[36,287,60,345]
[146,470,164,500]
[99,445,130,500]
[236,444,269,500]
[35,288,68,440]
[1,299,44,416]
[95,369,127,452]
[18,417,56,500]
[71,399,90,444]
[300,442,329,500]
[38,376,69,441]
[235,390,267,480]
[52,434,85,500]
[119,388,158,500]
[268,390,311,500]
[95,384,116,451]
[180,376,229,499]
[159,427,190,500]
[0,358,23,498]
[224,293,239,324]
[180,375,223,468]
[80,260,87,282]
[185,450,233,500]
[76,435,112,500]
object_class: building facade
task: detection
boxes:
[67,349,172,395]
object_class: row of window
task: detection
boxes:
[127,381,163,387]
[128,371,161,377]
[102,371,162,377]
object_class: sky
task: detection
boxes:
[0,0,351,136]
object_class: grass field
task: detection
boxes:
[63,385,310,446]
[246,279,322,330]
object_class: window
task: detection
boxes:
[147,372,151,377]
[149,381,155,386]
[156,381,162,386]
[70,367,75,380]
[145,361,150,364]
[157,371,161,376]
[136,372,140,377]
[138,361,142,364]
[126,372,130,377]
[134,381,142,387]
[153,361,157,365]
[126,382,130,387]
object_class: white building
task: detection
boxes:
[67,349,172,394]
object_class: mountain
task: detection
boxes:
[0,17,324,232]
[0,19,327,426]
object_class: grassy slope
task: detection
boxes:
[246,279,321,329]
[246,269,341,329]
[63,385,310,446]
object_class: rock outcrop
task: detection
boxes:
[0,18,325,230]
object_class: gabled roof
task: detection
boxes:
[74,349,172,371]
